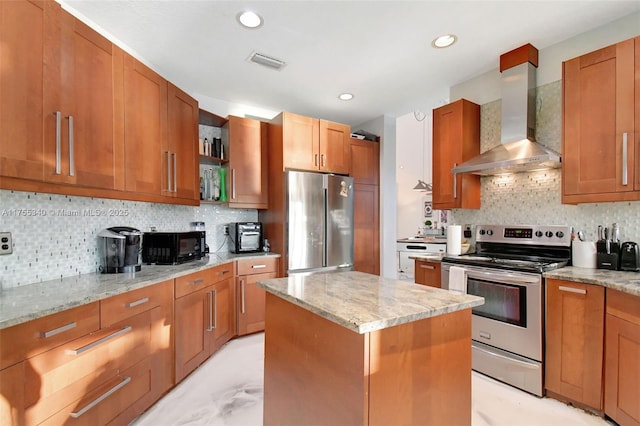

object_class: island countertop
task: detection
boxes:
[257,270,484,334]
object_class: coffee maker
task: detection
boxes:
[98,226,143,273]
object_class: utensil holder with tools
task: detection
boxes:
[596,223,621,270]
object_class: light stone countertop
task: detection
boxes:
[256,271,484,334]
[544,266,640,297]
[409,253,445,262]
[0,252,280,330]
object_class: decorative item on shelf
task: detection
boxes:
[218,167,228,201]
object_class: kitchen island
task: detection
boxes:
[257,271,484,426]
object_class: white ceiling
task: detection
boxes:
[62,0,639,126]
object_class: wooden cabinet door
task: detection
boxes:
[282,112,319,171]
[563,38,635,202]
[545,279,604,410]
[432,99,480,209]
[166,83,199,201]
[353,183,379,275]
[123,54,167,195]
[319,119,350,174]
[0,362,24,426]
[415,260,441,288]
[237,272,275,336]
[174,287,212,382]
[0,0,57,182]
[212,277,236,351]
[51,10,124,189]
[605,290,640,426]
[227,116,268,208]
[350,138,379,185]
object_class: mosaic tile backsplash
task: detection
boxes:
[0,190,256,289]
[453,80,640,244]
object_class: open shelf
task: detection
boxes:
[199,109,227,127]
[199,155,227,166]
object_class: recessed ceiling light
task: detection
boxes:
[338,93,354,101]
[432,34,457,49]
[238,11,263,29]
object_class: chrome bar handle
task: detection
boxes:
[172,152,177,192]
[190,279,205,286]
[125,297,149,308]
[321,154,326,167]
[419,264,436,270]
[232,168,236,199]
[241,279,246,314]
[622,132,628,186]
[69,325,132,355]
[54,111,61,174]
[42,321,77,339]
[67,116,74,176]
[251,264,267,269]
[207,291,214,331]
[453,164,457,199]
[315,154,319,167]
[212,289,218,330]
[558,285,587,295]
[166,151,172,192]
[69,376,131,418]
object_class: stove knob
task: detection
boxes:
[545,231,554,238]
[556,231,564,238]
[535,231,543,238]
[479,229,486,235]
[486,229,494,236]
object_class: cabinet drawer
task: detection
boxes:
[24,308,155,425]
[101,279,173,327]
[607,289,640,325]
[175,263,234,298]
[40,356,155,426]
[236,257,278,275]
[0,302,100,370]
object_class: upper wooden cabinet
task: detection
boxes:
[166,83,199,202]
[225,116,269,209]
[562,36,639,204]
[349,138,379,185]
[123,54,167,196]
[545,279,604,412]
[432,99,481,209]
[273,112,351,174]
[0,1,125,190]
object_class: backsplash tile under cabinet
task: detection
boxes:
[0,190,256,289]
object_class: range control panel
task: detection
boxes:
[476,225,572,247]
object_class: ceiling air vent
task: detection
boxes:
[248,51,286,71]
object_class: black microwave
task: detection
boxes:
[230,222,263,253]
[142,231,205,265]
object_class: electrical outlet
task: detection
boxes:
[224,225,229,236]
[0,232,13,255]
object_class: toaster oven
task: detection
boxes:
[230,222,263,253]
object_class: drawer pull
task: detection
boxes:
[558,285,587,295]
[69,326,132,355]
[69,376,131,418]
[217,270,230,276]
[251,264,267,269]
[125,297,149,308]
[42,321,77,339]
[190,279,205,285]
[419,264,436,270]
[241,279,246,314]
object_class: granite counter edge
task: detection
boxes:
[544,267,640,297]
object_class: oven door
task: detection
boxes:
[442,263,542,361]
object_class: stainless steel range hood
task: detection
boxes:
[452,45,561,176]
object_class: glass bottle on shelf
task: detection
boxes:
[213,169,220,201]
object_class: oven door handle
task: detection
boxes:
[474,344,539,370]
[465,269,540,285]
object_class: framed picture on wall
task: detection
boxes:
[424,201,432,218]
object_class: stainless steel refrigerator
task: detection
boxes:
[286,171,354,275]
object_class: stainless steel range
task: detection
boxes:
[441,224,571,397]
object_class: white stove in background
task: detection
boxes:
[397,238,446,281]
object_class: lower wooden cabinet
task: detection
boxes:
[414,260,441,288]
[174,263,236,382]
[0,362,25,425]
[605,289,640,426]
[236,257,278,336]
[545,279,604,412]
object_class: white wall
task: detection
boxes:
[450,12,640,105]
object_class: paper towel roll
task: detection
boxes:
[447,225,462,255]
[572,241,597,268]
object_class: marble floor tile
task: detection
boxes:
[133,332,610,426]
